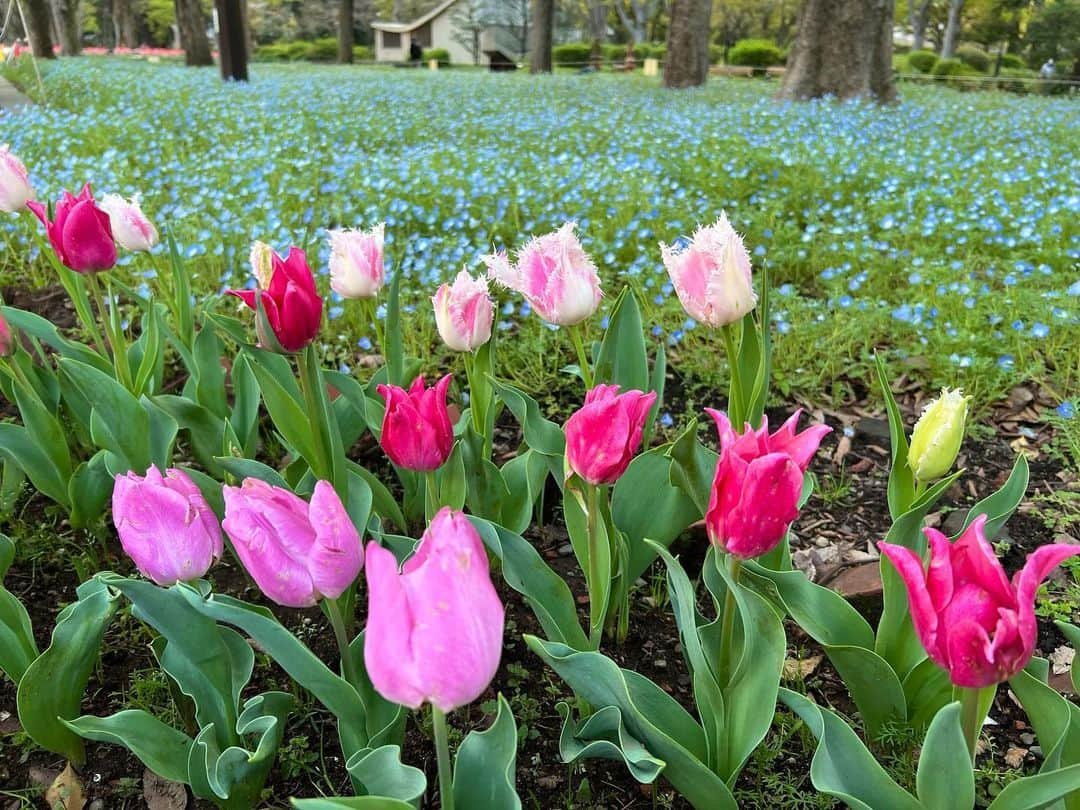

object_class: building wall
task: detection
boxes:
[375,29,406,62]
[430,7,489,66]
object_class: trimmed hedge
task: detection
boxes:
[932,57,980,77]
[997,67,1038,93]
[906,49,938,73]
[552,43,593,65]
[1000,53,1025,69]
[955,45,990,72]
[422,48,450,64]
[253,39,374,63]
[728,38,783,67]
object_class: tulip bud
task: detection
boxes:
[0,312,15,357]
[26,184,117,273]
[329,224,385,299]
[227,247,323,353]
[112,466,224,586]
[99,194,158,252]
[249,240,275,289]
[908,387,970,482]
[376,375,455,472]
[432,269,494,352]
[483,222,602,326]
[565,385,656,485]
[222,478,364,608]
[364,507,504,712]
[660,213,756,328]
[0,145,34,213]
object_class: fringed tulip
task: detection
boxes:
[27,184,117,272]
[705,409,831,558]
[364,507,504,712]
[99,194,158,252]
[880,515,1080,688]
[112,466,224,586]
[908,387,970,482]
[329,224,385,299]
[432,269,494,352]
[227,246,322,352]
[222,478,364,608]
[483,222,602,326]
[376,374,454,471]
[249,240,275,289]
[565,385,657,485]
[660,213,756,328]
[0,146,34,213]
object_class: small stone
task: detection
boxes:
[814,536,830,548]
[557,543,573,557]
[1030,745,1043,758]
[654,659,667,669]
[1020,733,1035,745]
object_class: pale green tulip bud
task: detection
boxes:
[908,388,970,482]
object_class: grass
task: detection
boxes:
[0,58,1077,423]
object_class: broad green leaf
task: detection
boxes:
[1010,666,1080,782]
[154,394,227,477]
[454,694,521,810]
[344,745,427,805]
[385,271,405,387]
[498,449,549,534]
[436,441,468,513]
[779,689,920,810]
[987,764,1080,810]
[12,378,72,482]
[68,450,114,528]
[1,306,111,371]
[902,657,952,729]
[64,710,193,785]
[60,356,151,471]
[875,353,914,520]
[292,799,415,810]
[667,421,718,516]
[594,286,649,392]
[958,453,1028,540]
[1057,622,1080,696]
[0,535,37,684]
[347,461,406,529]
[0,423,71,508]
[193,327,229,418]
[489,379,565,458]
[742,263,772,427]
[916,702,975,810]
[246,348,319,466]
[825,645,908,738]
[555,702,665,784]
[204,691,293,805]
[642,340,666,447]
[17,578,119,763]
[563,484,610,644]
[215,456,290,488]
[143,395,180,470]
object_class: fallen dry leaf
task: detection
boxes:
[782,655,823,681]
[1049,645,1075,676]
[45,764,84,810]
[1004,747,1027,769]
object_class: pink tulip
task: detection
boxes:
[27,184,117,273]
[328,224,384,299]
[483,222,602,326]
[99,194,158,252]
[0,146,34,213]
[376,375,454,472]
[432,269,494,352]
[705,409,831,558]
[880,516,1080,688]
[660,213,756,328]
[364,508,504,712]
[0,311,14,357]
[112,466,224,586]
[227,247,322,353]
[222,478,364,608]
[565,384,657,485]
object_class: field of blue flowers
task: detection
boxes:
[2,59,1078,416]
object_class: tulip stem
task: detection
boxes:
[86,273,133,391]
[721,324,744,428]
[957,684,996,764]
[586,483,605,650]
[716,554,744,687]
[425,470,440,521]
[297,345,334,486]
[431,707,455,810]
[325,597,360,689]
[570,325,594,390]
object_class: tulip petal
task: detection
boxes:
[923,528,955,613]
[943,617,1001,688]
[1013,541,1080,658]
[307,481,364,601]
[59,199,116,272]
[364,542,427,709]
[950,515,1014,607]
[879,542,945,666]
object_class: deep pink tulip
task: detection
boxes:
[432,269,494,352]
[112,466,224,586]
[565,384,657,485]
[0,146,34,213]
[376,374,454,471]
[227,247,322,353]
[705,409,831,558]
[27,184,117,273]
[0,311,14,357]
[483,222,602,326]
[364,507,504,712]
[880,515,1080,688]
[222,478,364,608]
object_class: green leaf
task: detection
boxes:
[17,578,119,763]
[489,379,565,458]
[594,287,649,393]
[454,694,522,810]
[642,340,666,448]
[385,271,405,387]
[958,454,1028,540]
[347,461,406,529]
[0,306,112,372]
[563,484,610,644]
[826,646,908,739]
[60,356,151,471]
[292,799,416,810]
[436,441,467,512]
[68,450,114,528]
[916,702,975,810]
[1056,622,1080,696]
[875,353,914,520]
[228,352,261,456]
[12,377,72,483]
[742,264,772,427]
[666,421,718,516]
[1009,667,1080,777]
[246,348,319,466]
[215,456,290,489]
[344,745,427,805]
[778,689,920,810]
[0,535,37,684]
[131,303,164,396]
[902,657,953,729]
[142,396,180,471]
[167,232,195,348]
[64,710,193,785]
[0,423,71,509]
[154,394,227,477]
[555,702,666,784]
[498,449,549,534]
[204,691,293,805]
[987,764,1080,810]
[192,327,229,419]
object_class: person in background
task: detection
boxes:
[1040,58,1056,79]
[409,38,423,64]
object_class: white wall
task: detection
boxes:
[430,7,488,66]
[375,29,406,62]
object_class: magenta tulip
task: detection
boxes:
[880,515,1080,688]
[0,311,14,357]
[0,146,34,213]
[227,246,322,353]
[27,184,117,273]
[364,507,504,712]
[432,269,494,352]
[222,478,364,608]
[484,222,602,326]
[705,409,831,558]
[376,374,454,472]
[112,466,224,586]
[565,384,657,485]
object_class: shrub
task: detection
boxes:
[932,57,983,89]
[423,48,450,65]
[286,41,313,61]
[353,45,373,61]
[308,37,340,62]
[906,49,938,73]
[552,43,593,65]
[1000,53,1025,69]
[955,45,990,72]
[709,43,724,64]
[253,43,291,61]
[728,38,783,67]
[997,67,1038,93]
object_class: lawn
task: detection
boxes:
[2,59,1078,419]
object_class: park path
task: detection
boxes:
[0,75,31,111]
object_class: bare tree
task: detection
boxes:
[909,0,933,50]
[587,0,605,65]
[174,0,213,64]
[22,0,56,56]
[451,0,485,62]
[485,0,530,56]
[940,0,963,57]
[529,0,552,71]
[52,0,80,54]
[664,0,710,87]
[339,0,355,61]
[613,0,657,45]
[777,0,895,102]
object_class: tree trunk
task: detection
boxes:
[910,0,931,51]
[941,0,963,58]
[338,0,354,62]
[529,0,552,73]
[663,0,711,88]
[23,0,57,57]
[215,0,248,79]
[777,0,895,102]
[175,0,213,65]
[54,0,81,54]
